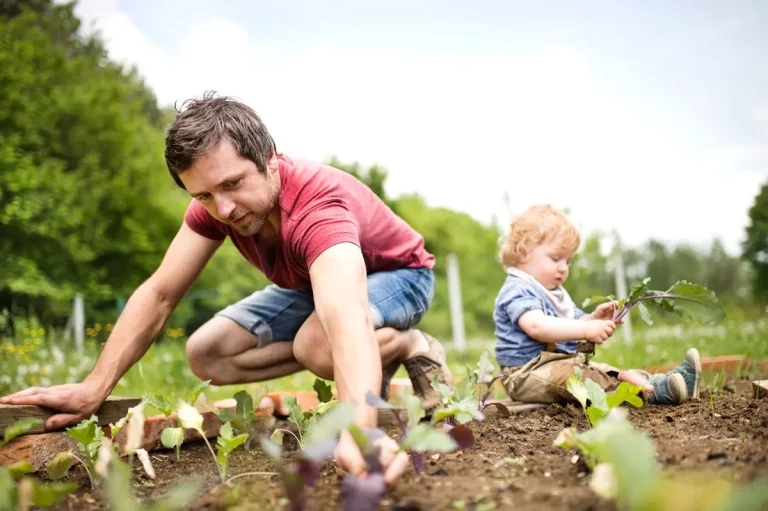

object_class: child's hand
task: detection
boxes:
[592,301,621,322]
[584,320,616,344]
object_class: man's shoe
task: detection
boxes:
[647,373,688,405]
[668,348,702,399]
[402,332,455,413]
[380,360,400,401]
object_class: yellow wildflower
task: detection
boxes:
[95,324,102,331]
[106,324,113,332]
[39,328,45,336]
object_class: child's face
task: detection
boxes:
[518,239,572,290]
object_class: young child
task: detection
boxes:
[493,204,701,405]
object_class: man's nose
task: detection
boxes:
[216,195,236,219]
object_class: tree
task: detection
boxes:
[743,180,768,301]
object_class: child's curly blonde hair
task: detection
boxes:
[499,204,581,270]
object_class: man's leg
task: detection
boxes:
[292,267,452,410]
[293,316,429,381]
[185,285,315,386]
[186,316,302,385]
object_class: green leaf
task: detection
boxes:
[216,423,248,473]
[473,350,496,384]
[433,398,484,425]
[403,394,426,430]
[177,402,204,433]
[65,417,98,447]
[628,277,651,303]
[606,382,645,410]
[284,396,308,435]
[0,468,18,509]
[664,281,726,324]
[313,379,334,404]
[431,373,456,405]
[2,418,42,445]
[637,302,654,326]
[105,456,136,511]
[585,379,609,427]
[9,460,34,479]
[187,380,211,405]
[577,410,659,510]
[160,428,184,450]
[31,480,79,507]
[565,370,588,410]
[402,424,458,453]
[234,390,254,419]
[46,452,74,480]
[145,394,174,417]
[304,402,356,448]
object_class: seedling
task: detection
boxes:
[175,401,247,483]
[278,378,339,450]
[580,278,725,360]
[218,386,268,450]
[366,391,460,474]
[144,379,211,417]
[1,464,78,511]
[565,368,644,427]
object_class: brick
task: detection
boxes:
[269,391,319,416]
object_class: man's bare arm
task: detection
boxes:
[308,242,380,427]
[84,223,223,397]
[0,223,222,428]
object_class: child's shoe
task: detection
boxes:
[647,373,688,405]
[668,348,702,399]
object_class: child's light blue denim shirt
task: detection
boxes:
[493,274,586,368]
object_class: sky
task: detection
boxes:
[69,0,767,255]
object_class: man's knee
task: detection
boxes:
[293,314,325,366]
[185,328,217,382]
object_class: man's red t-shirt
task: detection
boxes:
[184,154,435,290]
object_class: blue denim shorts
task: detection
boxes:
[216,267,435,347]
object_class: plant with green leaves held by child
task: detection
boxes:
[578,278,726,360]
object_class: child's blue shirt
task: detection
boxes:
[493,274,586,367]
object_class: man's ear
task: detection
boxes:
[267,153,280,174]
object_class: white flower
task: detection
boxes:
[95,438,114,479]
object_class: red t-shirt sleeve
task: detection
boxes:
[183,200,227,241]
[291,202,361,270]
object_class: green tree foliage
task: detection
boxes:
[0,1,183,326]
[743,179,768,301]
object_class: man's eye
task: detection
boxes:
[228,178,242,187]
[197,194,211,202]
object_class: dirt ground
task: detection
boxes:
[41,379,768,511]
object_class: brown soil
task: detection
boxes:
[41,379,768,511]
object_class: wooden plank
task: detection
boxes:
[752,380,768,400]
[0,396,142,436]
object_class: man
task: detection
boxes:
[0,93,453,484]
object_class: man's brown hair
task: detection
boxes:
[165,91,277,189]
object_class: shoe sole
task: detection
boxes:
[687,348,702,400]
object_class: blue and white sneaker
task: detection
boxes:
[669,348,702,400]
[647,373,688,405]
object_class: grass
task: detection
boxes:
[2,317,766,414]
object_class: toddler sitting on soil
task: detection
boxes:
[493,204,701,406]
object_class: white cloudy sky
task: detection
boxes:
[70,0,767,255]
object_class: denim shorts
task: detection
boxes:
[216,267,435,347]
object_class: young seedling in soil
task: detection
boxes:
[0,418,78,509]
[275,378,339,451]
[175,401,247,483]
[579,278,725,361]
[218,386,268,450]
[47,402,156,489]
[366,391,460,474]
[566,368,645,427]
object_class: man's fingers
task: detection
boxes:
[335,446,366,477]
[0,387,47,403]
[46,413,82,431]
[384,451,409,485]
